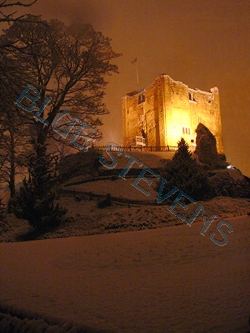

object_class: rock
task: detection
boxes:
[195,123,227,169]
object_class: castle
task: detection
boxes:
[122,75,223,153]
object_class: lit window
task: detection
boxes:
[182,127,190,135]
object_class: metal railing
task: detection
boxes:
[94,145,178,152]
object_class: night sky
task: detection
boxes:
[24,0,250,176]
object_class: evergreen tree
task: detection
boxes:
[159,138,213,201]
[11,141,67,230]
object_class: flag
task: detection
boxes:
[131,57,137,64]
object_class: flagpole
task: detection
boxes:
[131,57,139,89]
[136,59,139,88]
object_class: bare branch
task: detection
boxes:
[0,0,37,23]
[0,1,37,8]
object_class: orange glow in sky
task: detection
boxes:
[16,0,250,177]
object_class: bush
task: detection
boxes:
[0,199,5,221]
[209,169,250,198]
[60,148,100,181]
[158,138,214,201]
[97,194,112,208]
[12,143,67,230]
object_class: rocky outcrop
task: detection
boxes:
[195,123,227,169]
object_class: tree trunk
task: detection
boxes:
[9,128,15,198]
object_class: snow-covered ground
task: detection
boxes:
[99,150,175,170]
[0,216,250,333]
[1,151,249,331]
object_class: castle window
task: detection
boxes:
[138,93,145,104]
[182,127,190,135]
[188,92,196,102]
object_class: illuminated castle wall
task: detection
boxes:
[122,75,223,153]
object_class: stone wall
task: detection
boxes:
[122,75,223,153]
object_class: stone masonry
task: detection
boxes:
[122,75,223,153]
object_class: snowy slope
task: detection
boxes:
[0,216,250,333]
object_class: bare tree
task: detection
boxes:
[0,103,32,201]
[0,0,37,23]
[4,16,120,149]
[0,16,120,209]
[0,111,30,197]
[0,1,37,203]
[0,31,34,198]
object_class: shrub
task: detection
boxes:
[97,194,112,208]
[0,199,5,221]
[159,138,214,201]
[60,148,100,182]
[12,143,67,230]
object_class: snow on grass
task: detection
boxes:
[0,151,250,332]
[0,192,249,243]
[0,216,250,332]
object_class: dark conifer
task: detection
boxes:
[12,142,66,230]
[159,138,213,201]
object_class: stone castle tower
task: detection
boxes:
[122,75,223,153]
